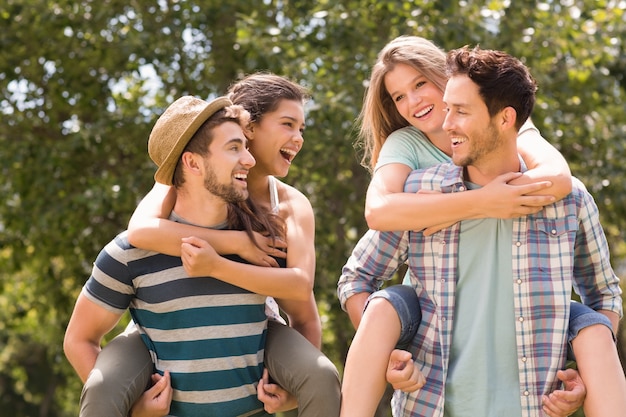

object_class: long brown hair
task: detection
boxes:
[357,36,448,171]
[227,197,285,250]
[225,73,308,248]
[228,72,310,125]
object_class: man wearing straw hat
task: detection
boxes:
[64,95,299,416]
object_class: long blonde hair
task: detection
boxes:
[357,36,448,171]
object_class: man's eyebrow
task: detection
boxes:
[444,101,467,108]
[226,137,246,146]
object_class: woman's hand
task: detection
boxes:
[240,231,287,267]
[182,234,286,274]
[478,172,555,218]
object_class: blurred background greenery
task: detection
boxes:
[1,1,624,416]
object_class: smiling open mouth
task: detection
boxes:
[280,148,296,162]
[234,172,248,182]
[414,105,434,118]
[451,137,467,146]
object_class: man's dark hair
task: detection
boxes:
[446,46,537,130]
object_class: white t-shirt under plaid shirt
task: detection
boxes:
[337,161,622,417]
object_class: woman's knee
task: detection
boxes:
[80,369,133,417]
[305,354,340,385]
[80,328,153,415]
[364,296,398,317]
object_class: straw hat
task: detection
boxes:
[148,95,232,185]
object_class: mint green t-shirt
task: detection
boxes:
[380,126,451,287]
[443,185,521,417]
[375,126,449,172]
[376,120,536,172]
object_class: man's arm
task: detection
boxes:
[572,182,623,317]
[63,292,123,382]
[561,183,625,416]
[337,229,407,314]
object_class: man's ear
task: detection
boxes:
[499,106,517,130]
[180,151,202,176]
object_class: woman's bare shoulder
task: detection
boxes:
[275,179,314,218]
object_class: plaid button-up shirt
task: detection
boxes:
[338,162,622,417]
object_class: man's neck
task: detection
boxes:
[464,142,520,186]
[173,187,229,227]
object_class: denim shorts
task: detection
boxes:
[567,300,613,360]
[365,284,421,350]
[365,286,612,361]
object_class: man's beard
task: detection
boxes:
[453,122,501,167]
[203,164,248,203]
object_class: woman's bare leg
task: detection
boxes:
[573,324,626,417]
[340,298,401,417]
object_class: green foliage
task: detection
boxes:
[0,1,624,416]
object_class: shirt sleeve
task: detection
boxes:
[83,236,135,314]
[571,179,623,317]
[337,229,409,310]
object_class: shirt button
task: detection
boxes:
[518,316,524,322]
[516,279,523,285]
[441,317,447,322]
[515,241,522,247]
[521,356,527,362]
[458,185,466,191]
[523,390,530,396]
[551,229,557,235]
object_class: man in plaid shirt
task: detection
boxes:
[338,46,623,417]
